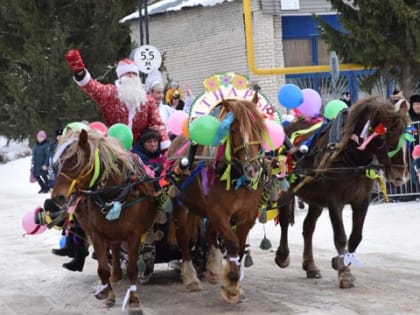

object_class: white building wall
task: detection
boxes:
[127,0,285,109]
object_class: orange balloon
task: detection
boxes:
[181,118,189,138]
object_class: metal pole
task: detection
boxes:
[144,0,149,44]
[138,0,144,45]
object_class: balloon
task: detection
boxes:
[59,235,66,248]
[277,84,304,109]
[22,207,47,235]
[89,121,108,136]
[167,111,188,136]
[63,121,89,136]
[181,117,189,138]
[108,123,133,150]
[324,100,348,120]
[297,89,322,117]
[189,115,220,145]
[263,120,285,151]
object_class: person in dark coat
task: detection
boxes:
[31,130,50,193]
[131,128,164,177]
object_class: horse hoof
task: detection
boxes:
[204,271,219,284]
[275,255,290,268]
[220,287,241,304]
[104,298,115,308]
[306,270,322,279]
[186,281,202,292]
[340,278,355,289]
[331,256,339,270]
[95,291,107,300]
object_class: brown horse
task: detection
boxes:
[275,97,409,288]
[168,99,268,303]
[46,129,157,312]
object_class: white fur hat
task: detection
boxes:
[116,58,139,78]
[145,68,164,92]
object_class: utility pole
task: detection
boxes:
[138,0,149,45]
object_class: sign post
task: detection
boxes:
[133,45,162,74]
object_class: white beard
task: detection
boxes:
[116,76,147,112]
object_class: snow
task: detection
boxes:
[0,136,32,163]
[120,0,233,23]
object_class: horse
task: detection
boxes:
[167,98,268,303]
[45,129,158,312]
[275,96,410,288]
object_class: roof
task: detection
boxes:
[120,0,233,23]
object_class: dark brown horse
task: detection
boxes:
[168,99,268,303]
[46,129,157,312]
[276,97,409,288]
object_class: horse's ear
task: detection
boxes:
[78,129,89,152]
[219,99,230,116]
[221,99,229,111]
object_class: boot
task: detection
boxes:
[62,242,89,272]
[52,234,74,258]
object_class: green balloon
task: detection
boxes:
[63,121,89,136]
[189,115,220,146]
[108,123,133,150]
[323,100,348,120]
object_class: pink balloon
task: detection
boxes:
[167,111,188,136]
[297,88,322,117]
[22,207,47,235]
[263,120,285,151]
[89,121,108,136]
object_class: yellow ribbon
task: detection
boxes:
[220,135,232,190]
[290,121,323,144]
[365,169,388,203]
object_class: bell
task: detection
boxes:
[244,251,254,267]
[259,236,272,250]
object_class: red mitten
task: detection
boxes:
[65,49,85,73]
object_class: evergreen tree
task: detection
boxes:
[318,0,420,96]
[0,0,135,142]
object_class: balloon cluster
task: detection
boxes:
[277,84,348,119]
[167,111,285,151]
[277,84,322,117]
[63,121,133,150]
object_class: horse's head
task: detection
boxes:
[343,97,410,186]
[219,99,266,181]
[50,129,135,210]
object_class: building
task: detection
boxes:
[121,0,366,109]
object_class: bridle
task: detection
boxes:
[231,141,264,164]
[57,148,101,197]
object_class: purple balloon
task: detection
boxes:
[297,89,322,117]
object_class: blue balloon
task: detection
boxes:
[277,84,304,109]
[59,235,66,248]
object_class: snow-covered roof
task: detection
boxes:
[120,0,233,23]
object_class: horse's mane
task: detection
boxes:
[338,96,408,151]
[219,99,267,143]
[56,129,136,185]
